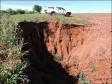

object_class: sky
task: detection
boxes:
[1,0,111,13]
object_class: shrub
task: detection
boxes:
[0,10,7,16]
[0,62,29,84]
[79,71,91,84]
[0,14,17,48]
[16,9,25,14]
[0,14,29,84]
[33,5,42,13]
[52,53,63,62]
[91,64,96,72]
[6,8,17,15]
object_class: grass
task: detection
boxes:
[0,61,29,84]
[52,15,88,25]
[91,64,96,72]
[10,13,88,25]
[10,13,49,23]
[79,71,91,84]
[0,14,29,84]
[52,53,63,62]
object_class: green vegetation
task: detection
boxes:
[91,64,96,72]
[79,71,91,84]
[52,53,63,62]
[0,62,29,84]
[0,14,29,84]
[10,13,88,25]
[33,5,42,13]
[10,13,48,23]
[0,9,33,16]
[6,8,17,15]
[53,15,88,25]
[0,14,18,48]
[0,4,42,16]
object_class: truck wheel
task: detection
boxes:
[50,11,55,16]
[44,10,47,14]
[65,12,71,17]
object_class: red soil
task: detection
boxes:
[45,13,112,84]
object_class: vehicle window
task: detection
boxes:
[48,7,54,9]
[56,7,65,10]
[57,7,61,10]
[61,8,65,10]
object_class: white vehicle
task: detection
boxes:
[44,7,71,16]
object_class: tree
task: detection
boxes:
[33,5,42,13]
[6,8,16,15]
[16,9,25,14]
[0,10,7,14]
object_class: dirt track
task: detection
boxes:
[67,13,112,83]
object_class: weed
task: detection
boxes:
[91,64,96,72]
[79,71,91,84]
[0,62,29,84]
[0,14,15,48]
[0,13,88,83]
[52,53,63,62]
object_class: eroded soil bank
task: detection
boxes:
[46,14,112,84]
[18,21,79,84]
[18,14,111,84]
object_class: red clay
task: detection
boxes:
[46,13,112,84]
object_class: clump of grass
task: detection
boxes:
[91,64,96,72]
[79,71,91,84]
[11,13,88,25]
[52,53,63,62]
[0,61,29,84]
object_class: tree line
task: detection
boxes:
[0,5,42,15]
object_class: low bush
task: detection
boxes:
[0,62,29,84]
[79,71,91,84]
[52,53,63,62]
[0,14,29,84]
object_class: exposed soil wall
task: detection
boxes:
[18,21,79,84]
[45,21,85,59]
[18,13,112,84]
[45,18,111,84]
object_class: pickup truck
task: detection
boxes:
[44,7,71,16]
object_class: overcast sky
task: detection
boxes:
[1,0,111,13]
